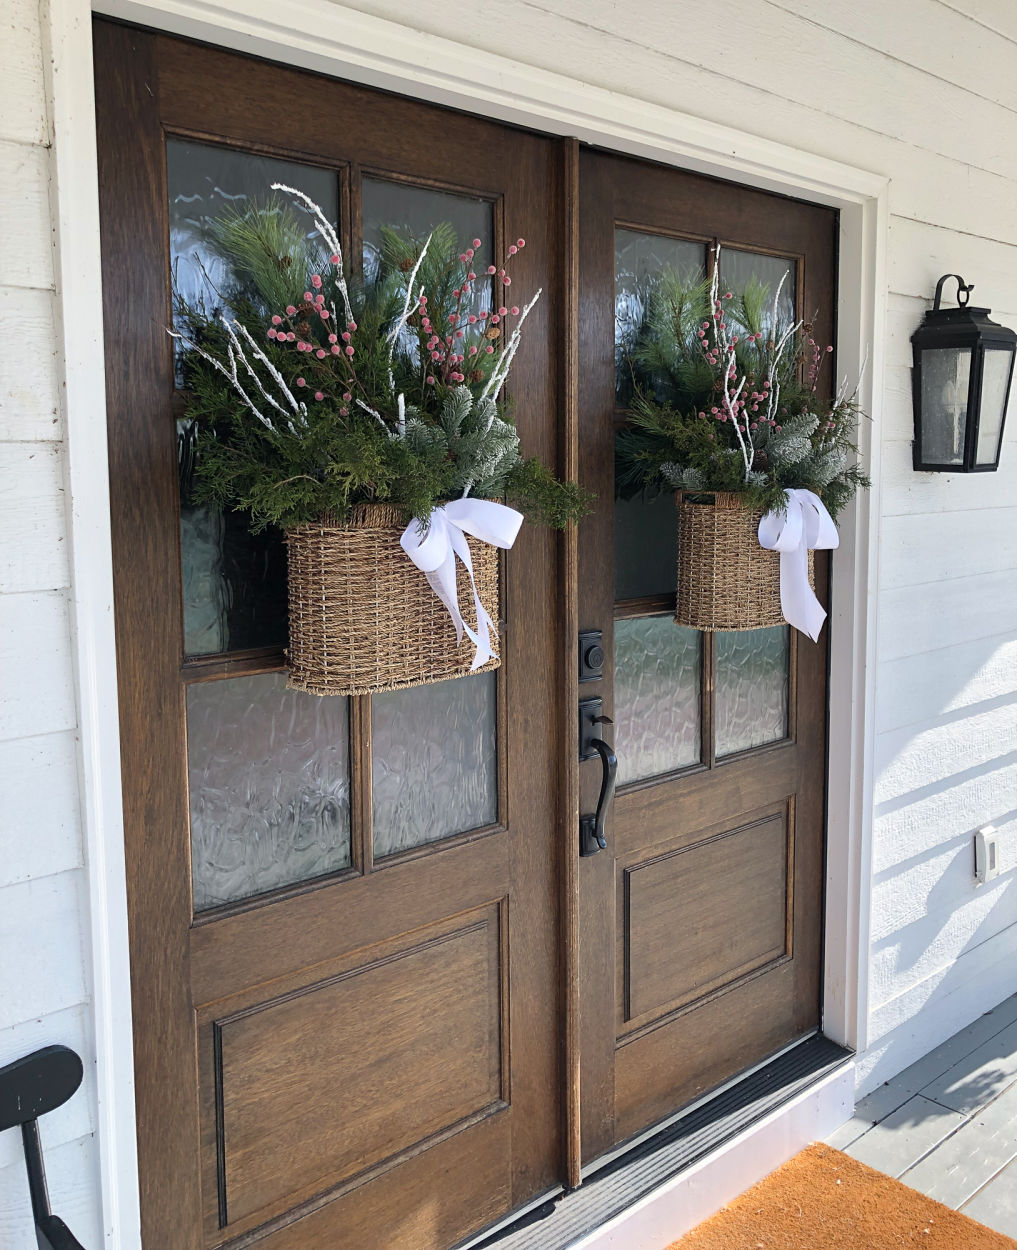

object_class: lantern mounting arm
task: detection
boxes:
[933,274,975,311]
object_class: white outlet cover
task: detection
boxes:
[975,826,1000,884]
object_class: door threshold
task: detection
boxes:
[467,1033,852,1250]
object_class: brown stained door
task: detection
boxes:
[577,149,836,1159]
[95,22,565,1250]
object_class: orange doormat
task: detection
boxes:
[670,1142,1017,1249]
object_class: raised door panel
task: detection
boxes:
[202,905,506,1235]
[624,809,790,1026]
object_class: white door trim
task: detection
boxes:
[47,2,887,1243]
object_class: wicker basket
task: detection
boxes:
[285,503,500,696]
[674,491,814,632]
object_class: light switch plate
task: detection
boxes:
[975,826,999,884]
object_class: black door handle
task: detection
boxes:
[580,737,618,856]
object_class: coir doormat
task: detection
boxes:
[670,1142,1017,1249]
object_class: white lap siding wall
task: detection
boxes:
[1,0,1016,1244]
[0,1,102,1246]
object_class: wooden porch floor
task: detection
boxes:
[827,993,1017,1239]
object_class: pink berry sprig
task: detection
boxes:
[422,237,526,387]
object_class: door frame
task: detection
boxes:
[45,1,887,1244]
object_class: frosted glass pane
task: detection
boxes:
[919,347,970,466]
[976,349,1012,465]
[615,228,707,405]
[615,489,677,602]
[614,617,701,784]
[715,627,789,758]
[718,249,796,337]
[187,674,351,912]
[168,139,338,656]
[372,673,497,858]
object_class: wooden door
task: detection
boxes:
[95,22,565,1249]
[577,149,836,1160]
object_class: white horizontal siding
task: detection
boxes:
[0,1004,94,1172]
[876,637,1017,734]
[0,286,62,441]
[0,140,54,290]
[0,731,83,886]
[0,3,100,1246]
[1,0,49,147]
[0,1135,102,1250]
[0,591,77,741]
[0,443,69,593]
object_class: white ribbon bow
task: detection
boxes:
[757,488,839,642]
[400,499,524,671]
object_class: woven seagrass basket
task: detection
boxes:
[285,502,500,696]
[675,491,814,632]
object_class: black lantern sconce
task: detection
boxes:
[911,275,1016,472]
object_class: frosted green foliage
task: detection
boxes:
[661,462,704,491]
[766,413,820,468]
[405,386,523,498]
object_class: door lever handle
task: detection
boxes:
[580,737,618,857]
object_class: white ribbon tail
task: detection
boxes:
[400,500,524,671]
[758,488,839,642]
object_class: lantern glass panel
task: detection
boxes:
[919,346,971,466]
[975,347,1012,466]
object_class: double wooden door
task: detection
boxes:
[96,22,834,1250]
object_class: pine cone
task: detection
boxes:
[485,326,501,340]
[296,320,312,340]
[470,369,485,384]
[399,257,415,273]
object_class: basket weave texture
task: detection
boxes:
[674,491,814,632]
[285,503,500,696]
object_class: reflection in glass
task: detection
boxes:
[614,489,677,602]
[168,140,338,656]
[373,673,498,857]
[362,177,494,328]
[168,139,337,332]
[715,627,789,757]
[615,229,707,406]
[187,674,351,912]
[718,249,796,341]
[976,349,1011,465]
[615,617,701,784]
[918,347,970,466]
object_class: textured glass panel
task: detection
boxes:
[718,248,796,338]
[187,674,351,912]
[372,673,497,857]
[614,488,678,601]
[362,179,499,859]
[715,627,789,758]
[919,347,970,466]
[614,617,701,785]
[168,139,338,656]
[615,228,707,406]
[975,348,1012,465]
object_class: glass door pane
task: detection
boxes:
[361,177,501,858]
[169,139,340,656]
[187,674,351,911]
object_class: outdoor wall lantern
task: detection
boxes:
[911,274,1016,472]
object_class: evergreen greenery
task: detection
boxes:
[616,263,869,520]
[176,193,590,531]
